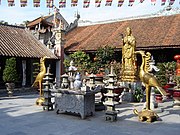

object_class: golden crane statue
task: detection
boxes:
[134,51,167,122]
[32,56,49,105]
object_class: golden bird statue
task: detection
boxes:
[134,51,167,122]
[32,56,49,105]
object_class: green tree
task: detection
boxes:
[93,46,115,74]
[64,51,91,73]
[155,61,176,86]
[3,57,18,83]
[20,20,30,27]
[0,20,8,25]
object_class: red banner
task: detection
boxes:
[33,0,40,7]
[46,0,53,8]
[71,0,78,7]
[95,0,102,7]
[105,0,113,6]
[59,0,66,8]
[1,0,177,8]
[129,0,134,6]
[20,0,27,7]
[169,0,175,5]
[151,0,156,5]
[8,0,15,6]
[118,0,124,7]
[161,0,166,5]
[83,0,90,8]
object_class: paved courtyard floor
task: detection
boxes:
[0,94,179,135]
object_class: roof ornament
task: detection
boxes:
[53,6,60,28]
[65,10,80,33]
[148,56,160,73]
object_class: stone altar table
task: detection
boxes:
[55,89,96,119]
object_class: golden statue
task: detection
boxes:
[121,27,137,82]
[134,51,167,122]
[32,56,49,105]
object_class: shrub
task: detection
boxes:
[3,57,18,83]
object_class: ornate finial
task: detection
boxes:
[110,61,114,75]
[148,56,160,72]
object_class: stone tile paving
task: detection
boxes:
[0,94,179,135]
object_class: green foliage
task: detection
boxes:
[91,46,115,74]
[155,61,176,86]
[155,63,167,86]
[133,88,143,102]
[175,76,180,88]
[3,57,18,83]
[64,46,115,74]
[154,88,161,94]
[64,50,91,73]
[95,46,115,67]
[0,20,8,25]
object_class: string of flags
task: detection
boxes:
[0,0,178,8]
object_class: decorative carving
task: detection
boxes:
[55,90,95,119]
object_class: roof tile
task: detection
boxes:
[64,14,180,52]
[0,25,57,59]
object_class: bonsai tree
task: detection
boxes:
[64,46,115,75]
[3,57,18,83]
[64,50,91,74]
[3,57,18,96]
[155,61,176,86]
[93,46,115,74]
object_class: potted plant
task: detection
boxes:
[64,50,91,75]
[133,88,144,102]
[3,57,18,96]
[154,88,163,103]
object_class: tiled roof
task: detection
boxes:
[0,24,57,59]
[64,14,180,52]
[27,16,53,28]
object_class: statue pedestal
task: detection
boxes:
[118,81,142,102]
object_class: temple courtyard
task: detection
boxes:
[0,94,179,135]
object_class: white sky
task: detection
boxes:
[0,0,179,24]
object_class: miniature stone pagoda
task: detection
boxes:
[42,66,54,111]
[104,63,119,121]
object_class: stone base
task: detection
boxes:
[121,69,138,82]
[118,81,142,102]
[7,90,13,97]
[133,109,159,123]
[105,111,117,122]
